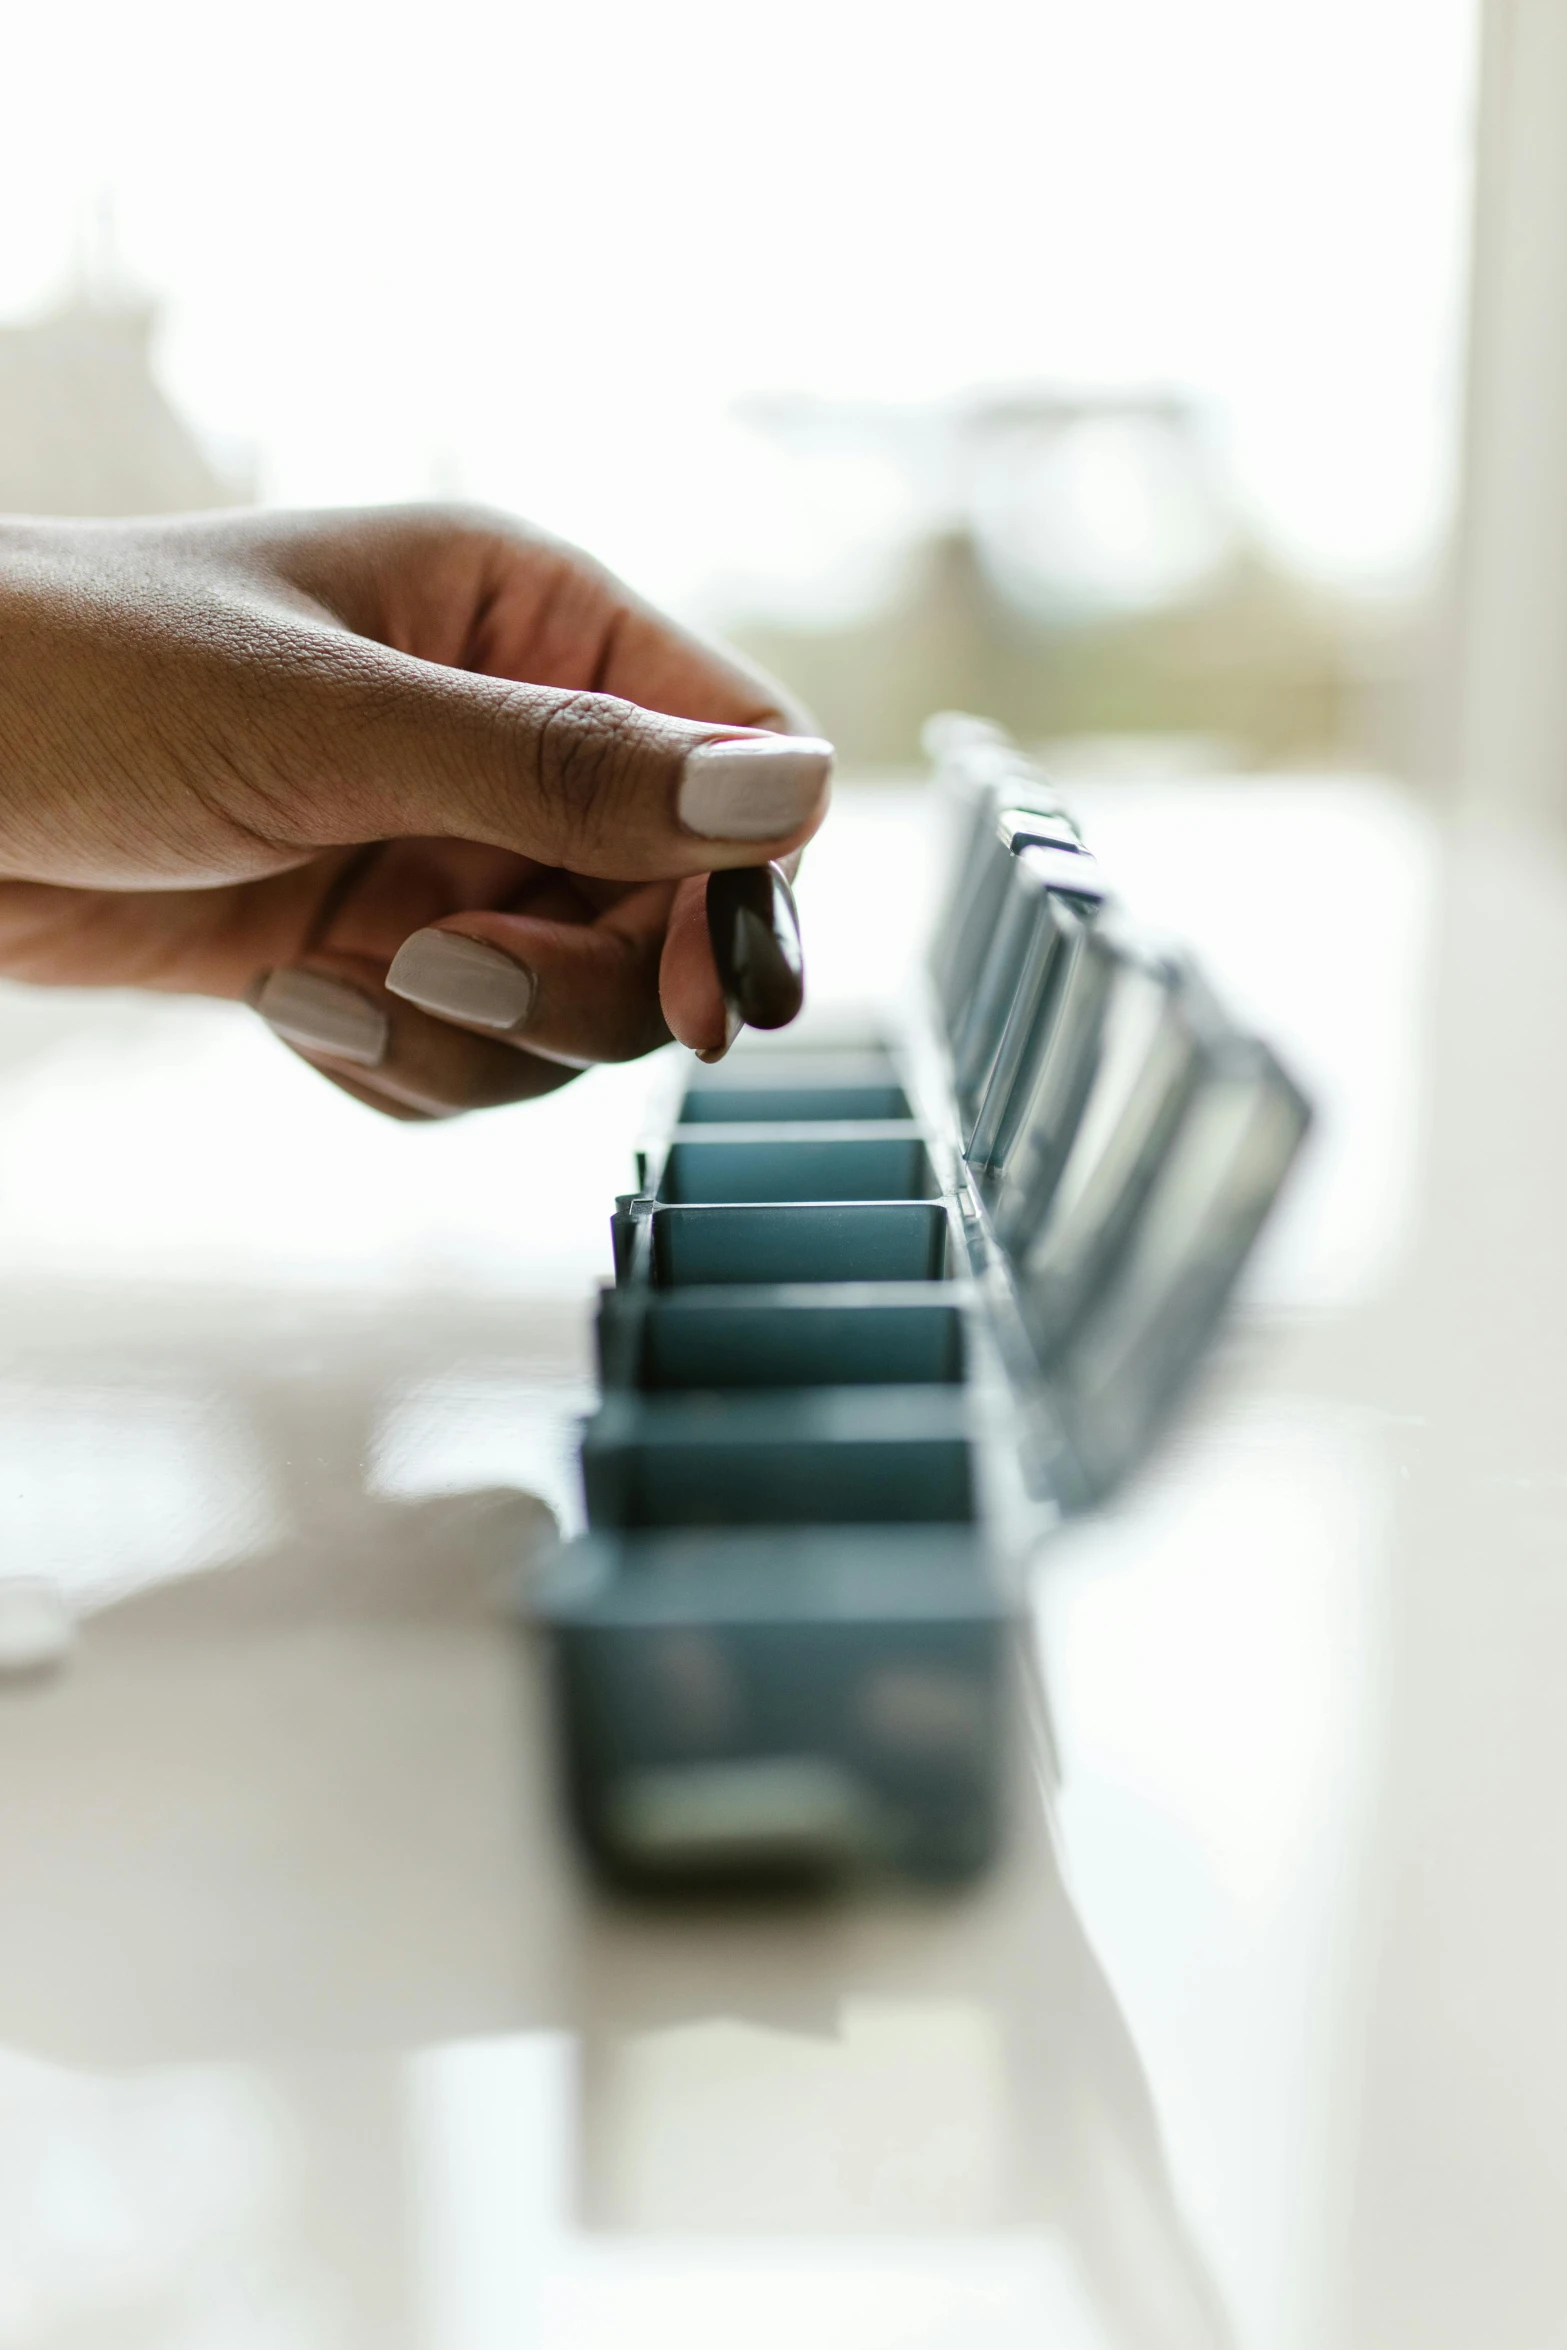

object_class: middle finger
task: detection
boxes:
[382,885,675,1067]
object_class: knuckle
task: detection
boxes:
[528,690,652,854]
[419,497,519,550]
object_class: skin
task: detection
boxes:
[0,503,828,1118]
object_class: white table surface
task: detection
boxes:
[0,772,1556,2350]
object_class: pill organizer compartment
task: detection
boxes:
[545,1527,1005,1883]
[656,1124,938,1205]
[632,1200,953,1287]
[1029,1032,1311,1508]
[680,1049,909,1125]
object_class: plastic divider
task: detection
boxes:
[581,1388,977,1528]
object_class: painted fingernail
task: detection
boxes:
[678,734,833,842]
[255,969,388,1066]
[706,863,805,1031]
[386,930,538,1032]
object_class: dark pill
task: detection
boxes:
[706,863,805,1031]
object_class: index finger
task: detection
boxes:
[257,504,819,736]
[588,592,816,738]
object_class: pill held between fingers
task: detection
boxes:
[706,863,805,1031]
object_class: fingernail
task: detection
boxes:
[255,968,388,1066]
[706,864,805,1031]
[678,734,833,842]
[695,1005,743,1065]
[386,929,538,1032]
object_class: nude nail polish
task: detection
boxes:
[386,930,538,1032]
[706,863,805,1031]
[679,736,833,842]
[255,969,388,1066]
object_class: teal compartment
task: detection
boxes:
[581,1388,977,1527]
[538,1525,1009,1885]
[657,1124,935,1204]
[650,1201,949,1286]
[679,1082,911,1124]
[597,1286,968,1390]
[685,1047,897,1094]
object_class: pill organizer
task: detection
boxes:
[533,718,1311,1891]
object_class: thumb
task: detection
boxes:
[272,637,833,879]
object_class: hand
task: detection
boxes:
[0,504,831,1118]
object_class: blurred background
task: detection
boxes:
[0,0,1478,781]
